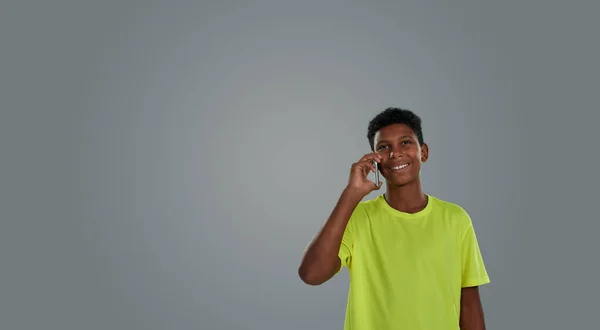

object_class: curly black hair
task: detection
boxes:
[367,107,424,151]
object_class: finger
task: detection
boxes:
[359,163,373,178]
[360,152,382,163]
[368,180,382,192]
[359,153,380,163]
[369,181,381,191]
[356,160,376,174]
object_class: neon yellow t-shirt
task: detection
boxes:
[337,194,490,330]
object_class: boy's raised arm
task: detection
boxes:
[298,152,382,285]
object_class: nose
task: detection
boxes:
[390,148,403,159]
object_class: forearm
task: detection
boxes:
[298,188,363,285]
[459,287,486,330]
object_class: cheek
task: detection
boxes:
[406,149,419,159]
[378,150,391,161]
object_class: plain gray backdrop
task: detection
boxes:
[2,0,599,329]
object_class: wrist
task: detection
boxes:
[342,186,366,203]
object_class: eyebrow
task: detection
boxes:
[376,136,414,146]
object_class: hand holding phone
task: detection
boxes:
[346,152,383,197]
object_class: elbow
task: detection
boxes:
[298,265,327,286]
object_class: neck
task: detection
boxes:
[384,178,428,214]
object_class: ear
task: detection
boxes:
[420,143,429,162]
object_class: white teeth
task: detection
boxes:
[391,164,409,170]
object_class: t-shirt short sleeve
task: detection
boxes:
[337,203,366,272]
[460,211,491,287]
[338,224,353,269]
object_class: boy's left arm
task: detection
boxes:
[459,286,486,330]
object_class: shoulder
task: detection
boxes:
[346,196,379,226]
[347,194,380,211]
[429,195,474,228]
[431,196,469,216]
[354,194,387,217]
[359,196,380,210]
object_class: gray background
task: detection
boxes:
[2,0,598,329]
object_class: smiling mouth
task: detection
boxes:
[389,163,410,171]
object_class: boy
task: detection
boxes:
[298,108,490,330]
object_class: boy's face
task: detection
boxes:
[373,123,429,187]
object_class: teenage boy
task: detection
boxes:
[298,108,490,330]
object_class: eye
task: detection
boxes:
[402,140,412,145]
[377,145,389,151]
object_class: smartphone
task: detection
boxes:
[373,160,380,186]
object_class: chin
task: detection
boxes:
[386,174,418,187]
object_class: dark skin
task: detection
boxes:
[460,286,487,330]
[298,123,486,329]
[373,123,429,213]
